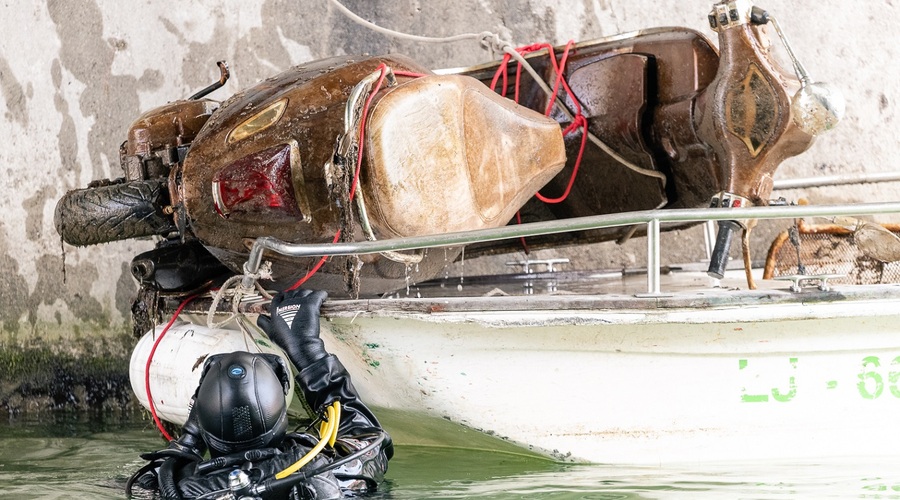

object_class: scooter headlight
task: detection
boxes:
[227,98,288,144]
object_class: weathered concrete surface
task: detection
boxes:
[0,0,897,412]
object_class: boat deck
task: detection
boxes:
[318,264,900,320]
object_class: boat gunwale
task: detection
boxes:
[322,283,900,314]
[181,281,900,328]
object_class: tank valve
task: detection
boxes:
[228,469,256,499]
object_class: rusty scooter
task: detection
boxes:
[54,0,841,328]
[55,56,567,305]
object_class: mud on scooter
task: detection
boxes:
[54,0,842,334]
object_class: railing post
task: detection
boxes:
[647,218,661,295]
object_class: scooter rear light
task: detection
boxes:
[211,143,305,220]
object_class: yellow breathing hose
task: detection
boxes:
[275,401,341,479]
[328,402,341,447]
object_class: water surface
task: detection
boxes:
[2,413,898,499]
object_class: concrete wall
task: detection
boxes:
[0,0,897,410]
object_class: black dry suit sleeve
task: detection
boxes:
[297,355,392,454]
[297,354,394,492]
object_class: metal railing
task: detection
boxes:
[773,172,900,191]
[243,202,900,295]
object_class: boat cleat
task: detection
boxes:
[774,273,845,293]
[505,258,571,294]
[504,258,571,274]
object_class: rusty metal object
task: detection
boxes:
[189,61,230,100]
[698,1,840,283]
[465,3,835,265]
[695,5,815,207]
[181,55,421,294]
[832,216,900,263]
[364,74,565,237]
[764,220,900,285]
[179,55,565,296]
[183,55,413,245]
[460,28,721,253]
[58,2,840,300]
[121,99,218,181]
[855,223,900,263]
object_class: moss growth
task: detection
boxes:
[0,337,137,415]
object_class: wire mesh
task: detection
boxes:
[763,221,900,285]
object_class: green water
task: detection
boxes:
[2,412,900,499]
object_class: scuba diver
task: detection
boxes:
[128,289,393,499]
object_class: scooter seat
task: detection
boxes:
[363,74,566,238]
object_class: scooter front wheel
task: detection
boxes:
[55,179,176,246]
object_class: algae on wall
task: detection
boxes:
[1,0,898,413]
[0,335,137,415]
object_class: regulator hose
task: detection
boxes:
[157,457,185,500]
[707,220,740,279]
[250,430,388,497]
[195,447,280,475]
[125,461,158,498]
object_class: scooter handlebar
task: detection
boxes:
[707,220,740,279]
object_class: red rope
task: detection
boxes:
[145,294,197,442]
[515,211,530,254]
[286,231,342,291]
[488,41,587,205]
[535,115,588,204]
[348,64,389,202]
[541,41,579,117]
[393,70,427,79]
[288,64,408,290]
[489,53,513,93]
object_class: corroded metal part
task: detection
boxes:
[122,99,218,181]
[694,18,815,207]
[179,55,566,296]
[181,55,427,294]
[364,74,566,237]
[461,28,721,253]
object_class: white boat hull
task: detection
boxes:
[318,283,900,464]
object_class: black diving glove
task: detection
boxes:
[257,289,329,369]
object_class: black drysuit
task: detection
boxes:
[130,290,392,499]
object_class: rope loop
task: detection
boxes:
[479,31,512,54]
[206,261,274,329]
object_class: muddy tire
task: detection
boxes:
[55,179,177,246]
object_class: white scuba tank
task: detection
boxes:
[129,314,293,426]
